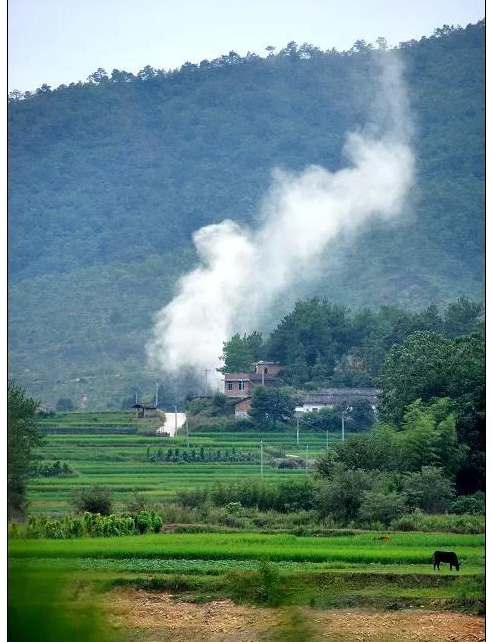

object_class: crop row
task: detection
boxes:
[9,532,484,564]
[9,556,483,576]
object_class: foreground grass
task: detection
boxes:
[9,530,484,618]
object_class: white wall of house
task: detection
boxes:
[295,404,336,413]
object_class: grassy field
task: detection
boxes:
[30,412,337,515]
[9,530,485,613]
[11,411,485,640]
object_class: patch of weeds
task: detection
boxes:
[224,560,287,606]
[263,608,318,642]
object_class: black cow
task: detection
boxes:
[432,550,460,571]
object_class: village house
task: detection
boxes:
[295,388,381,413]
[231,396,252,418]
[223,361,281,417]
[223,361,281,398]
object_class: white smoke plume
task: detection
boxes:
[147,51,414,386]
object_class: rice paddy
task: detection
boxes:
[16,412,485,617]
[30,412,337,514]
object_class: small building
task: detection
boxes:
[132,403,158,419]
[223,361,281,398]
[254,361,282,377]
[295,388,381,413]
[232,396,252,418]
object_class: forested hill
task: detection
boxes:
[9,21,484,409]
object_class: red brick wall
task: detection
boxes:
[234,397,252,417]
[255,362,281,376]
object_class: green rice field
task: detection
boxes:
[30,412,338,514]
[12,413,485,616]
[9,530,485,611]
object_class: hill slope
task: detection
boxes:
[8,22,484,409]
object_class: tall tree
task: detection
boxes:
[218,331,264,373]
[8,382,43,519]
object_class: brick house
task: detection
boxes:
[232,396,252,418]
[223,361,281,398]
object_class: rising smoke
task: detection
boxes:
[147,51,415,387]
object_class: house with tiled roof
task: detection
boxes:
[223,361,281,416]
[295,388,381,413]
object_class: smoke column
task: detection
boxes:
[147,51,414,385]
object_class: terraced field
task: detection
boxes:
[30,412,338,514]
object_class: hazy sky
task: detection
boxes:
[8,0,485,93]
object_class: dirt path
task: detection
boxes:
[106,588,485,642]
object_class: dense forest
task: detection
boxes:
[8,21,484,409]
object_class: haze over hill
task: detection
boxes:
[8,21,484,409]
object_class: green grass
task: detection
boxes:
[29,422,335,514]
[9,531,484,565]
[9,530,485,613]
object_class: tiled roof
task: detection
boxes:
[302,388,381,404]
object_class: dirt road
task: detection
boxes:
[107,588,485,642]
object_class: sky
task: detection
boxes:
[8,0,485,93]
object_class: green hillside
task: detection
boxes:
[8,22,484,409]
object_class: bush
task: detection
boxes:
[390,509,485,534]
[135,510,163,534]
[403,466,455,513]
[34,460,75,477]
[450,492,485,515]
[23,512,144,538]
[316,467,379,521]
[224,560,285,606]
[357,490,407,526]
[71,485,114,515]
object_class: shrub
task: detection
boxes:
[450,492,485,515]
[135,510,163,534]
[390,509,485,534]
[71,485,114,516]
[224,561,285,606]
[34,460,75,477]
[126,490,148,514]
[316,467,378,521]
[357,490,408,526]
[256,560,284,606]
[403,466,455,513]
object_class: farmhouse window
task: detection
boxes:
[238,381,245,391]
[227,382,233,391]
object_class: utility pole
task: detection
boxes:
[261,368,265,386]
[341,406,352,442]
[296,415,300,447]
[260,440,263,478]
[135,391,138,404]
[186,419,190,449]
[155,382,159,407]
[305,444,309,475]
